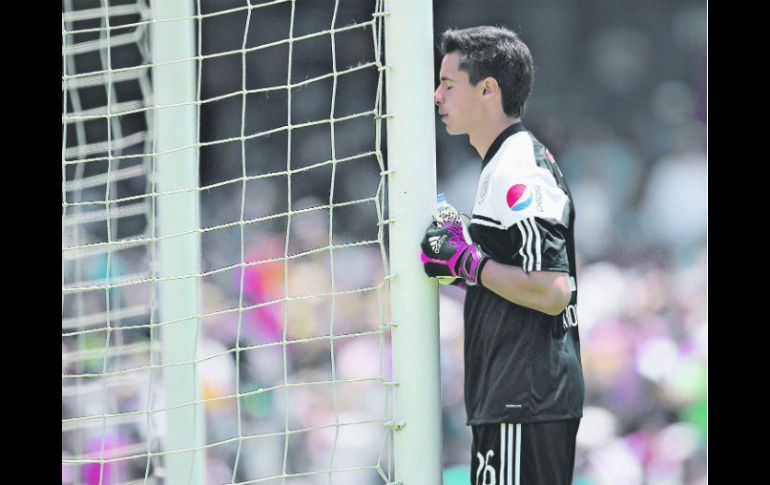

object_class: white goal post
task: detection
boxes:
[152,1,205,484]
[383,1,442,484]
[62,1,440,483]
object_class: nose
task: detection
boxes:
[433,86,443,106]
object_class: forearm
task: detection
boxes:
[479,259,571,316]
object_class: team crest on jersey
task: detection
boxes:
[478,177,490,203]
[506,184,532,211]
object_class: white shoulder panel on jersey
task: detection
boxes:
[480,132,569,229]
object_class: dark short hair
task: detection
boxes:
[439,26,534,118]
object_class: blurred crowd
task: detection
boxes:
[63,0,706,484]
[439,242,707,485]
[436,2,707,484]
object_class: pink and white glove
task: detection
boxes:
[419,216,488,286]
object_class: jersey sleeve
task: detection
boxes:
[489,161,570,273]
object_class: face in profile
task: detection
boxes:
[434,52,484,136]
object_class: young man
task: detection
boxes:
[419,26,584,485]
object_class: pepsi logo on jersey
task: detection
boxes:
[506,184,532,211]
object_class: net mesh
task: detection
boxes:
[62,1,395,483]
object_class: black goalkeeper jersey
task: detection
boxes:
[464,121,584,425]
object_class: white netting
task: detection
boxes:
[62,1,394,483]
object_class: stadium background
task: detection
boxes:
[433,2,706,484]
[62,0,707,484]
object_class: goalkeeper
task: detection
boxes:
[420,26,584,485]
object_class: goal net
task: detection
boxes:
[61,1,425,484]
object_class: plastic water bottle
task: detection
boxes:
[434,192,459,226]
[435,193,471,240]
[433,193,464,286]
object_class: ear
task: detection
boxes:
[481,77,499,97]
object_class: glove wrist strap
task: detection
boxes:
[475,255,490,287]
[460,245,489,287]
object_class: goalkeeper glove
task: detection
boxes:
[419,217,489,286]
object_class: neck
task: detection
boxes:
[469,117,521,159]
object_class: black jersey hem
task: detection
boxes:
[466,411,583,426]
[531,265,570,273]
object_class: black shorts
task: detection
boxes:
[470,419,580,485]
